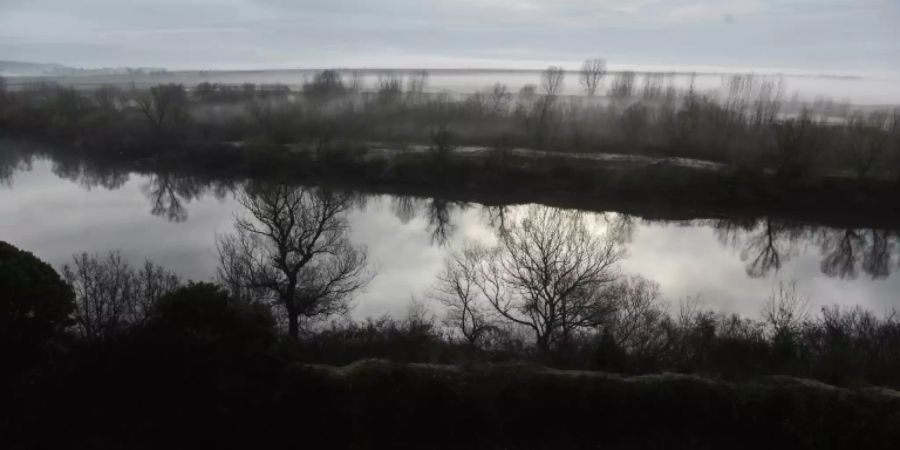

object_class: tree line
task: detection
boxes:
[2,60,899,187]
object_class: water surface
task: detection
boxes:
[2,154,899,319]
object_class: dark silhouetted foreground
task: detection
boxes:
[3,240,900,449]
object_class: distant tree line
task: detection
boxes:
[2,63,899,187]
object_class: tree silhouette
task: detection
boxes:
[136,84,190,152]
[473,206,623,353]
[217,183,372,338]
[431,245,497,347]
[579,59,607,97]
[0,241,74,373]
[63,251,180,344]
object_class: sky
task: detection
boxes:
[0,0,898,75]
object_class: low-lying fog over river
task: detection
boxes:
[3,150,899,320]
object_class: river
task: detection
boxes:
[2,147,899,320]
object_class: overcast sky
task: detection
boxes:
[0,0,897,74]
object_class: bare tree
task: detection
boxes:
[302,69,346,102]
[406,70,429,104]
[541,66,565,97]
[487,83,512,114]
[431,245,496,347]
[602,275,668,357]
[63,251,180,343]
[762,280,810,338]
[847,111,889,181]
[751,76,784,127]
[579,58,607,97]
[429,123,456,163]
[92,85,122,112]
[216,183,372,338]
[349,71,364,93]
[641,73,665,100]
[474,206,624,352]
[518,84,537,103]
[537,66,565,146]
[375,72,403,104]
[135,84,190,147]
[890,108,900,181]
[773,109,820,180]
[608,71,636,99]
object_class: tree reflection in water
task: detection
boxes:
[389,194,468,246]
[140,167,235,222]
[602,212,638,244]
[390,195,423,225]
[425,198,460,245]
[817,228,898,280]
[0,146,33,187]
[12,148,900,283]
[51,157,129,191]
[712,216,899,280]
[142,172,196,222]
[481,204,511,235]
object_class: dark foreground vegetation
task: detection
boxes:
[4,236,900,448]
[2,65,900,219]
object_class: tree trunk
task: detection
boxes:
[536,334,551,355]
[288,313,299,339]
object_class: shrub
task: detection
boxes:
[0,241,74,373]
